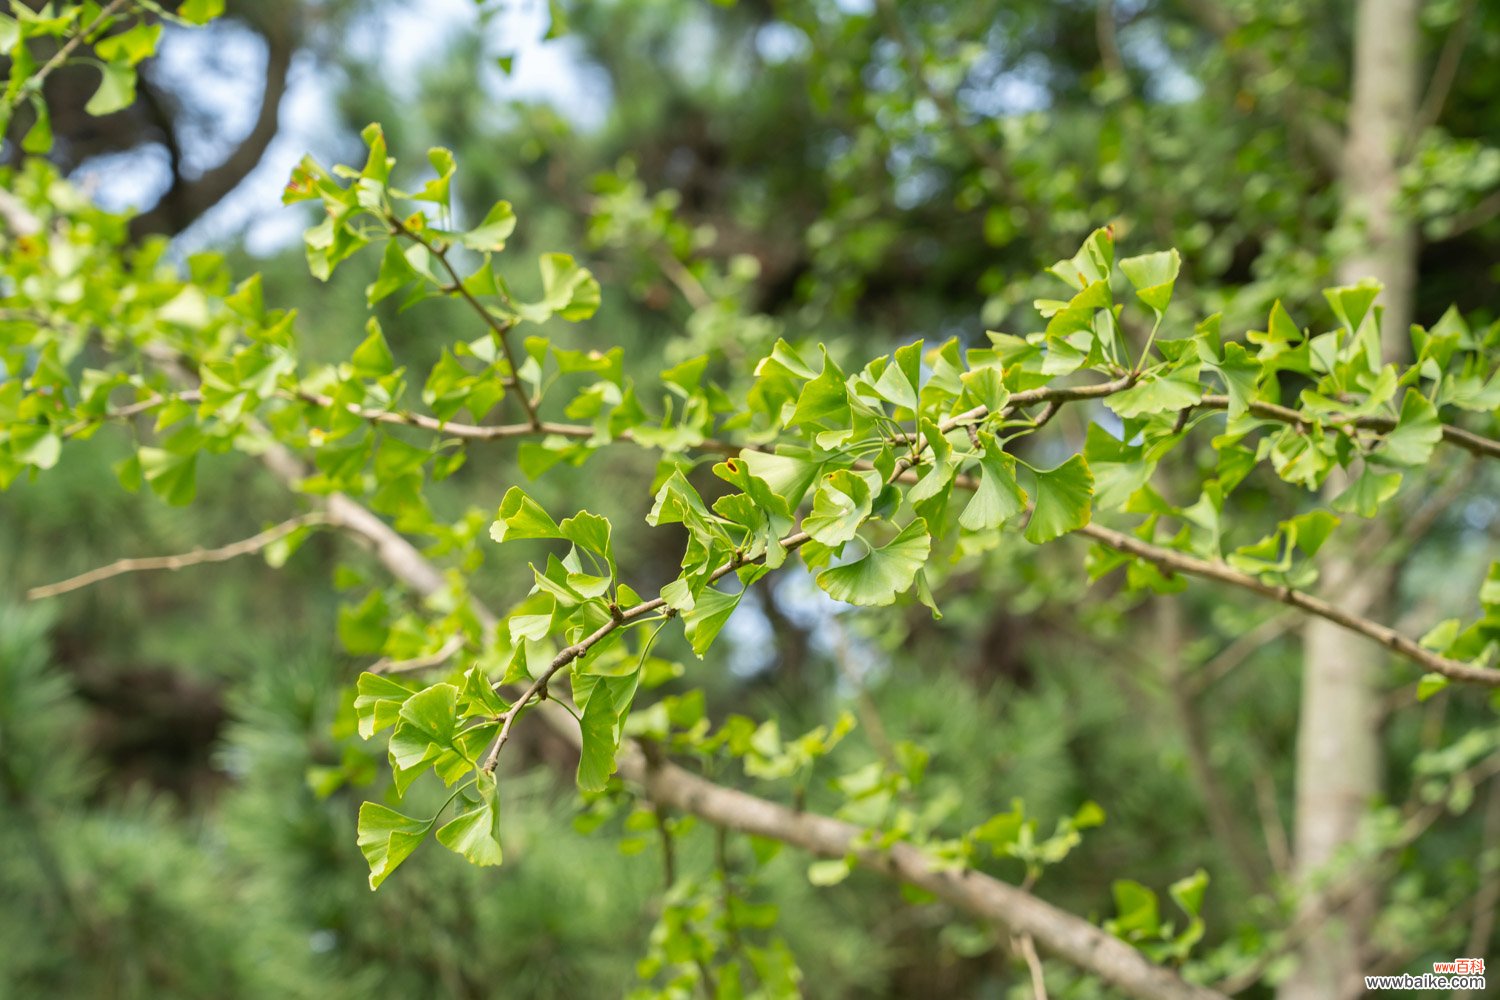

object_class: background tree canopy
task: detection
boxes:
[2,1,1498,998]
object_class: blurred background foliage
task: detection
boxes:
[2,0,1498,996]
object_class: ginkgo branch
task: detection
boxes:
[8,0,133,108]
[386,213,541,429]
[372,633,466,675]
[1076,521,1499,686]
[236,422,1219,1000]
[26,512,326,600]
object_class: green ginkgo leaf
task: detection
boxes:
[85,62,136,116]
[816,519,931,606]
[490,487,561,542]
[515,253,601,323]
[350,318,396,378]
[353,672,419,740]
[356,802,429,890]
[138,446,197,506]
[959,434,1028,532]
[1105,366,1201,418]
[1369,389,1441,468]
[682,587,740,657]
[790,348,850,428]
[388,683,460,774]
[577,673,640,791]
[1119,248,1180,318]
[459,200,517,252]
[435,777,503,867]
[737,450,823,509]
[802,469,875,546]
[1024,456,1093,544]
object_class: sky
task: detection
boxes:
[69,0,1198,257]
[75,0,602,256]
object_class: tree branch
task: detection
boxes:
[1014,931,1049,1000]
[6,0,132,112]
[103,376,1500,473]
[386,215,541,430]
[1409,0,1477,145]
[1431,186,1500,241]
[128,21,295,239]
[229,411,1224,1000]
[1193,394,1500,461]
[1078,520,1499,686]
[25,512,326,600]
[371,634,466,676]
[631,752,1223,1000]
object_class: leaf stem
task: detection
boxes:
[10,0,133,107]
[386,213,541,429]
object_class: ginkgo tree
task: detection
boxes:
[3,6,1499,1000]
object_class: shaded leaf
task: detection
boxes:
[816,519,931,606]
[1024,456,1093,543]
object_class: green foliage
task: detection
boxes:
[5,4,1500,996]
[0,0,212,149]
[6,116,1500,960]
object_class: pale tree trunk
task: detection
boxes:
[1281,2,1420,998]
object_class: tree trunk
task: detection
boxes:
[1281,2,1419,997]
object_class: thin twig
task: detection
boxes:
[1015,932,1049,1000]
[1192,394,1500,462]
[1095,0,1125,80]
[299,383,1500,464]
[1030,400,1062,431]
[1158,600,1270,893]
[372,633,465,675]
[1435,187,1500,240]
[292,388,739,454]
[655,806,677,887]
[1079,520,1500,686]
[654,248,713,311]
[649,805,715,998]
[61,390,203,437]
[89,373,1500,473]
[1188,612,1297,695]
[8,0,132,109]
[27,513,326,600]
[387,214,541,429]
[715,827,742,953]
[1249,763,1291,878]
[1409,0,1477,146]
[480,545,802,773]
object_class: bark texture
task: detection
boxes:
[1282,2,1420,997]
